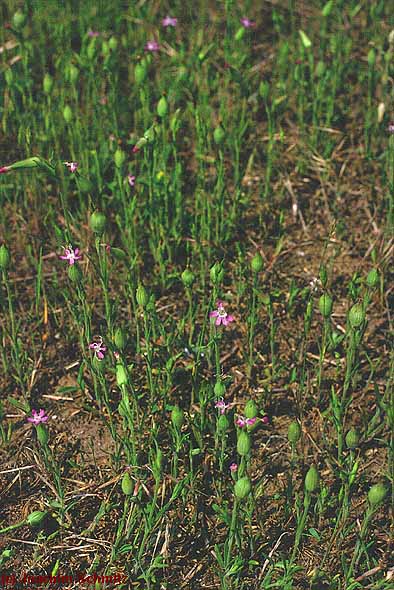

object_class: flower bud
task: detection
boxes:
[288,421,301,444]
[114,148,126,168]
[157,96,168,118]
[43,73,53,95]
[366,269,379,289]
[234,476,251,500]
[349,303,365,329]
[136,283,148,308]
[244,400,258,419]
[319,294,333,318]
[135,62,147,85]
[0,244,11,271]
[251,252,263,273]
[319,266,327,287]
[305,465,319,493]
[114,327,126,351]
[12,10,27,30]
[116,363,128,387]
[68,264,82,283]
[214,380,226,397]
[217,414,229,432]
[63,105,73,124]
[171,406,184,430]
[213,125,225,145]
[89,211,107,235]
[87,39,97,60]
[27,510,46,526]
[121,471,133,495]
[235,26,246,42]
[36,424,49,446]
[181,268,195,288]
[345,427,359,449]
[237,431,251,456]
[367,49,376,67]
[368,483,387,506]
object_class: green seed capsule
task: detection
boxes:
[108,36,118,51]
[36,424,49,446]
[43,73,54,95]
[214,381,226,397]
[76,176,93,194]
[366,269,379,289]
[319,294,333,318]
[237,431,251,456]
[345,427,359,449]
[234,477,251,500]
[305,465,319,493]
[244,400,258,419]
[288,421,301,444]
[319,266,328,287]
[181,269,195,288]
[213,125,225,145]
[315,60,325,77]
[234,27,246,42]
[68,64,79,84]
[157,96,168,118]
[0,245,11,271]
[116,364,128,387]
[121,472,133,495]
[27,510,46,526]
[136,283,148,308]
[251,252,263,273]
[89,211,107,235]
[114,148,126,168]
[114,327,126,351]
[68,264,82,283]
[63,105,73,124]
[87,39,96,60]
[171,406,184,430]
[210,262,223,285]
[349,304,365,329]
[12,10,27,30]
[135,62,147,85]
[217,414,229,432]
[367,49,376,67]
[368,483,387,506]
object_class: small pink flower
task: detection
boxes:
[230,462,238,473]
[261,415,269,425]
[88,30,100,37]
[27,409,49,426]
[162,16,178,27]
[209,300,235,327]
[99,96,108,105]
[59,246,82,265]
[145,40,160,52]
[0,166,10,174]
[388,123,394,134]
[114,351,120,361]
[236,416,257,428]
[64,161,78,173]
[215,398,230,415]
[132,146,140,154]
[127,174,136,187]
[240,17,256,28]
[89,336,107,360]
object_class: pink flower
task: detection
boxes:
[230,462,238,472]
[27,409,49,426]
[132,145,140,154]
[261,415,269,425]
[240,17,256,28]
[145,40,160,52]
[215,398,230,415]
[0,166,10,174]
[236,416,257,428]
[59,246,82,265]
[127,174,136,187]
[388,123,394,134]
[64,161,78,173]
[89,336,107,360]
[209,300,235,327]
[88,30,100,37]
[99,96,108,105]
[162,16,178,27]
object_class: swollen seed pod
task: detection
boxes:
[244,400,258,420]
[366,269,379,289]
[135,62,147,85]
[319,266,328,287]
[121,472,133,495]
[315,60,325,77]
[251,252,263,273]
[36,424,49,446]
[259,81,269,100]
[210,262,223,285]
[114,327,126,351]
[368,483,387,506]
[217,414,229,432]
[171,406,184,430]
[319,294,333,318]
[288,421,301,444]
[12,10,27,30]
[345,427,359,449]
[213,125,225,145]
[114,148,126,168]
[76,176,93,195]
[305,465,319,493]
[43,73,54,95]
[116,364,128,387]
[136,284,148,308]
[367,49,376,67]
[234,477,251,500]
[27,510,46,526]
[157,96,168,118]
[0,245,11,271]
[68,264,82,283]
[235,26,246,42]
[237,431,251,456]
[108,36,118,51]
[68,64,79,84]
[89,211,107,235]
[214,380,226,397]
[349,304,365,329]
[63,105,73,124]
[87,39,96,60]
[181,268,195,288]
